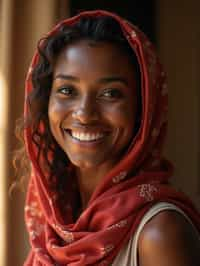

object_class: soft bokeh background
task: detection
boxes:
[0,0,199,265]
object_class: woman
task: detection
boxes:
[20,10,200,265]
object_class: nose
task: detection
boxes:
[72,95,99,124]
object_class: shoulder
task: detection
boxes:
[138,209,200,266]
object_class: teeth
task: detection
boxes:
[71,131,104,141]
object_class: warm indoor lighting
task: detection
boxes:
[0,70,7,266]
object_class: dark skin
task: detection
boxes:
[48,40,200,265]
[138,210,200,266]
[48,40,137,209]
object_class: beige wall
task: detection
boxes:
[0,1,70,265]
[156,0,200,207]
[8,2,56,265]
[0,1,13,265]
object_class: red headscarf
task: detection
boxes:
[24,10,200,265]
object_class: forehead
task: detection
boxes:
[53,40,136,78]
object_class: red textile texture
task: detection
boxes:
[24,10,200,266]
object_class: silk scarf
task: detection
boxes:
[24,10,200,266]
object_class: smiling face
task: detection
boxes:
[48,40,138,170]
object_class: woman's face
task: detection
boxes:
[48,40,138,170]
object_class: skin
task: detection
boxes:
[48,39,200,265]
[138,210,200,266]
[48,40,138,209]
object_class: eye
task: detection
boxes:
[57,86,76,96]
[100,88,123,99]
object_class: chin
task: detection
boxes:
[70,159,101,170]
[67,153,112,170]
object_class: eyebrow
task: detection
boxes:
[54,74,79,82]
[54,74,129,86]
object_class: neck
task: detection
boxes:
[75,163,114,210]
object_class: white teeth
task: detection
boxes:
[71,131,104,141]
[80,133,85,140]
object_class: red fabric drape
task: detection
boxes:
[24,10,200,266]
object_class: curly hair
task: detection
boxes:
[13,15,141,191]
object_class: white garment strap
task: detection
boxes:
[112,202,199,266]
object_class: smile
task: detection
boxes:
[65,129,106,142]
[71,131,105,142]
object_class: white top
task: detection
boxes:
[112,202,199,266]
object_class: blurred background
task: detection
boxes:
[0,0,199,265]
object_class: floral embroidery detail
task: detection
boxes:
[30,230,42,240]
[25,201,42,218]
[34,248,44,253]
[100,244,114,256]
[26,202,44,241]
[112,171,127,183]
[131,30,137,38]
[53,224,74,244]
[53,223,64,231]
[35,221,43,231]
[62,231,74,244]
[138,184,158,201]
[28,219,44,240]
[26,219,34,227]
[107,219,128,230]
[115,219,127,228]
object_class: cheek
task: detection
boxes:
[48,100,58,128]
[119,108,136,140]
[103,103,136,132]
[48,98,67,136]
[48,97,66,123]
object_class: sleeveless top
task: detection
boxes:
[112,202,200,266]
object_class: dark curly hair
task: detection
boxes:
[13,15,141,193]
